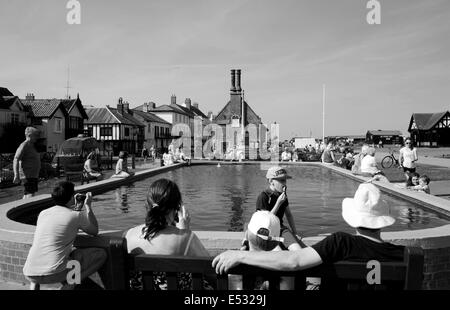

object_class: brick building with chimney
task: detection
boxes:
[213,69,263,158]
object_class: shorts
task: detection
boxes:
[279,226,301,249]
[24,178,38,195]
[25,248,107,285]
[403,167,416,174]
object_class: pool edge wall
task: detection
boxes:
[1,161,450,289]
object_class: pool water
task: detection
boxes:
[92,165,449,236]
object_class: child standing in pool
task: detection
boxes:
[244,166,304,251]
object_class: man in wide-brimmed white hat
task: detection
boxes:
[213,183,405,279]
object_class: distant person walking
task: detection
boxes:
[141,146,149,161]
[399,138,418,181]
[13,127,41,199]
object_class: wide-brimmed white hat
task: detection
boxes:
[342,183,395,229]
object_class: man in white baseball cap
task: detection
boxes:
[246,210,284,252]
[213,183,406,288]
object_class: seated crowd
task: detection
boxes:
[23,165,409,290]
[323,141,431,194]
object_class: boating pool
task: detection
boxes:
[91,164,449,236]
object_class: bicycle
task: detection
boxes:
[381,150,400,169]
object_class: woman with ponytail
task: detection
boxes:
[124,178,212,289]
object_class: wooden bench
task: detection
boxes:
[73,236,424,290]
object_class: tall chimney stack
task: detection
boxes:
[235,69,242,92]
[208,111,214,121]
[117,97,124,114]
[230,69,237,94]
[193,102,198,109]
[123,101,130,113]
[171,94,177,105]
[26,93,35,100]
[150,102,156,109]
[143,102,149,113]
[185,98,191,110]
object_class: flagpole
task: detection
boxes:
[241,89,245,153]
[322,84,325,143]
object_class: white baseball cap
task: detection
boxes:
[247,210,283,242]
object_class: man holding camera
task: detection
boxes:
[23,181,107,290]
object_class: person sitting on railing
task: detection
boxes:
[321,143,336,165]
[84,152,103,181]
[124,178,214,290]
[112,151,134,178]
[23,181,107,290]
[281,147,292,162]
[212,183,405,290]
[360,147,390,183]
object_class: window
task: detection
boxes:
[54,118,62,133]
[69,116,80,129]
[100,127,113,137]
[87,127,93,137]
[231,115,240,128]
[10,113,20,124]
[125,128,130,136]
[155,126,159,138]
[148,124,151,133]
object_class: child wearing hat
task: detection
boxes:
[241,166,304,251]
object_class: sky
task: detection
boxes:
[1,0,450,140]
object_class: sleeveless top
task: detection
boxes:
[322,150,334,163]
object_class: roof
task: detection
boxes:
[22,99,68,118]
[214,100,262,126]
[61,97,89,119]
[132,109,171,125]
[0,87,14,97]
[148,104,191,116]
[0,96,22,110]
[85,107,144,127]
[189,105,208,118]
[174,104,196,117]
[409,112,449,131]
[366,130,402,136]
[85,108,119,124]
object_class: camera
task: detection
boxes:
[76,194,86,203]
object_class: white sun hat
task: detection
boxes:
[342,183,395,229]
